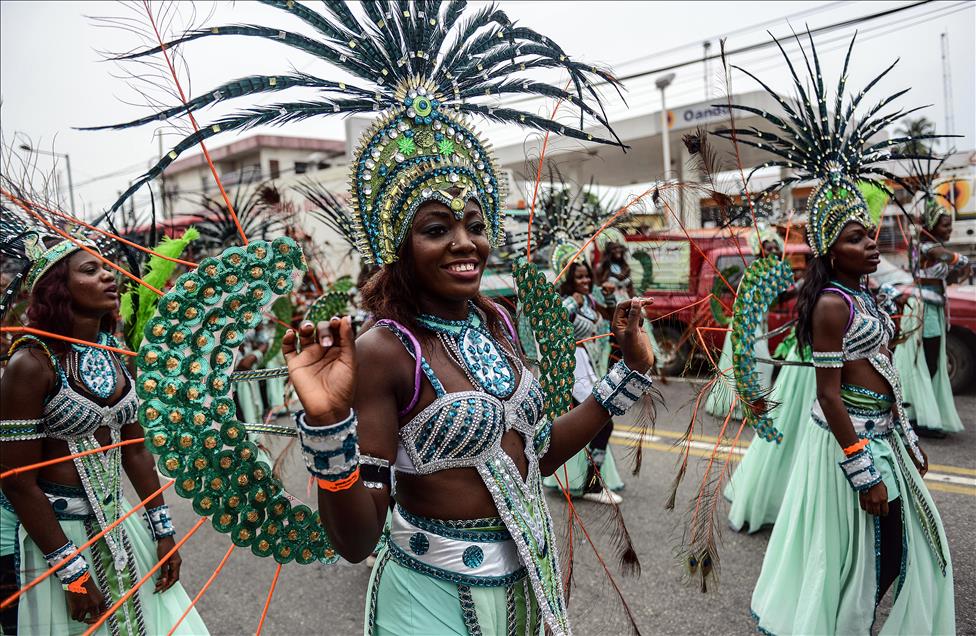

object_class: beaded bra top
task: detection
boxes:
[11,333,138,439]
[380,320,547,475]
[376,315,568,633]
[820,285,923,462]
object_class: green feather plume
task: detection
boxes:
[857,180,890,226]
[120,227,199,350]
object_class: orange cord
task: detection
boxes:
[166,544,236,636]
[1,327,136,359]
[141,0,248,246]
[83,517,207,636]
[317,467,360,492]
[843,438,870,456]
[65,572,91,594]
[575,332,612,346]
[0,436,144,481]
[0,189,197,268]
[526,79,572,263]
[0,478,170,609]
[4,194,164,296]
[255,563,283,636]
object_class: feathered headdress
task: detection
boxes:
[713,30,951,257]
[905,154,953,231]
[87,1,625,265]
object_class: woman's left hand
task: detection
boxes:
[611,297,654,373]
[154,537,181,593]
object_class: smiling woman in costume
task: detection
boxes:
[0,235,207,635]
[714,32,955,634]
[90,2,655,634]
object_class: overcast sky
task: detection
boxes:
[1,1,973,217]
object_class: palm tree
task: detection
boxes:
[185,170,294,254]
[895,117,936,156]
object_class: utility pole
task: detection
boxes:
[940,32,955,140]
[703,41,712,100]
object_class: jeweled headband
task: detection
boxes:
[25,236,99,293]
[805,173,873,257]
[350,80,503,265]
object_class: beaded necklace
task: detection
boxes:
[70,333,118,400]
[418,303,519,400]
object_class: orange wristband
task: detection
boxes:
[317,467,360,492]
[842,438,869,456]
[65,571,91,594]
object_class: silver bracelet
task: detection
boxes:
[294,409,360,482]
[145,504,176,540]
[839,447,883,492]
[44,541,89,587]
[592,360,654,416]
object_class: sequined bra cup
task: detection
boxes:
[11,333,138,439]
[379,322,546,475]
[376,315,570,634]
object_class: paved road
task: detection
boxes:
[157,381,975,635]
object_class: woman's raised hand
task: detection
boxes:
[282,317,356,426]
[611,297,655,374]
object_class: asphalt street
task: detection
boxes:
[154,380,975,635]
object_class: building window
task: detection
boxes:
[294,161,308,175]
[269,159,280,179]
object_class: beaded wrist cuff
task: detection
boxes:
[839,447,883,492]
[812,351,845,368]
[44,541,89,587]
[592,360,654,417]
[0,418,44,442]
[533,420,553,458]
[145,504,176,540]
[294,410,360,482]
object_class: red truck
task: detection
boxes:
[623,230,975,391]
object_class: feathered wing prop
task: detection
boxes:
[84,0,626,216]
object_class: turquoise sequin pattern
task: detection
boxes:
[74,333,118,399]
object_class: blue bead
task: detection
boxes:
[409,532,429,555]
[462,545,484,568]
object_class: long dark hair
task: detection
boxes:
[598,241,629,280]
[359,238,506,341]
[795,255,832,349]
[559,261,593,297]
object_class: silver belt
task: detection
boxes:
[387,506,526,587]
[811,399,894,438]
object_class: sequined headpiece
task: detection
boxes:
[714,31,950,258]
[906,155,954,231]
[24,236,99,293]
[92,2,625,265]
[747,224,784,254]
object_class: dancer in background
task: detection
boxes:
[711,33,954,634]
[543,255,627,505]
[0,235,207,635]
[896,159,970,437]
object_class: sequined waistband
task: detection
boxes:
[387,505,525,587]
[0,480,96,520]
[811,399,894,438]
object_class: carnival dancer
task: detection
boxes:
[710,32,954,634]
[723,233,815,533]
[93,2,656,633]
[541,256,627,505]
[704,228,781,419]
[895,161,970,437]
[0,237,207,635]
